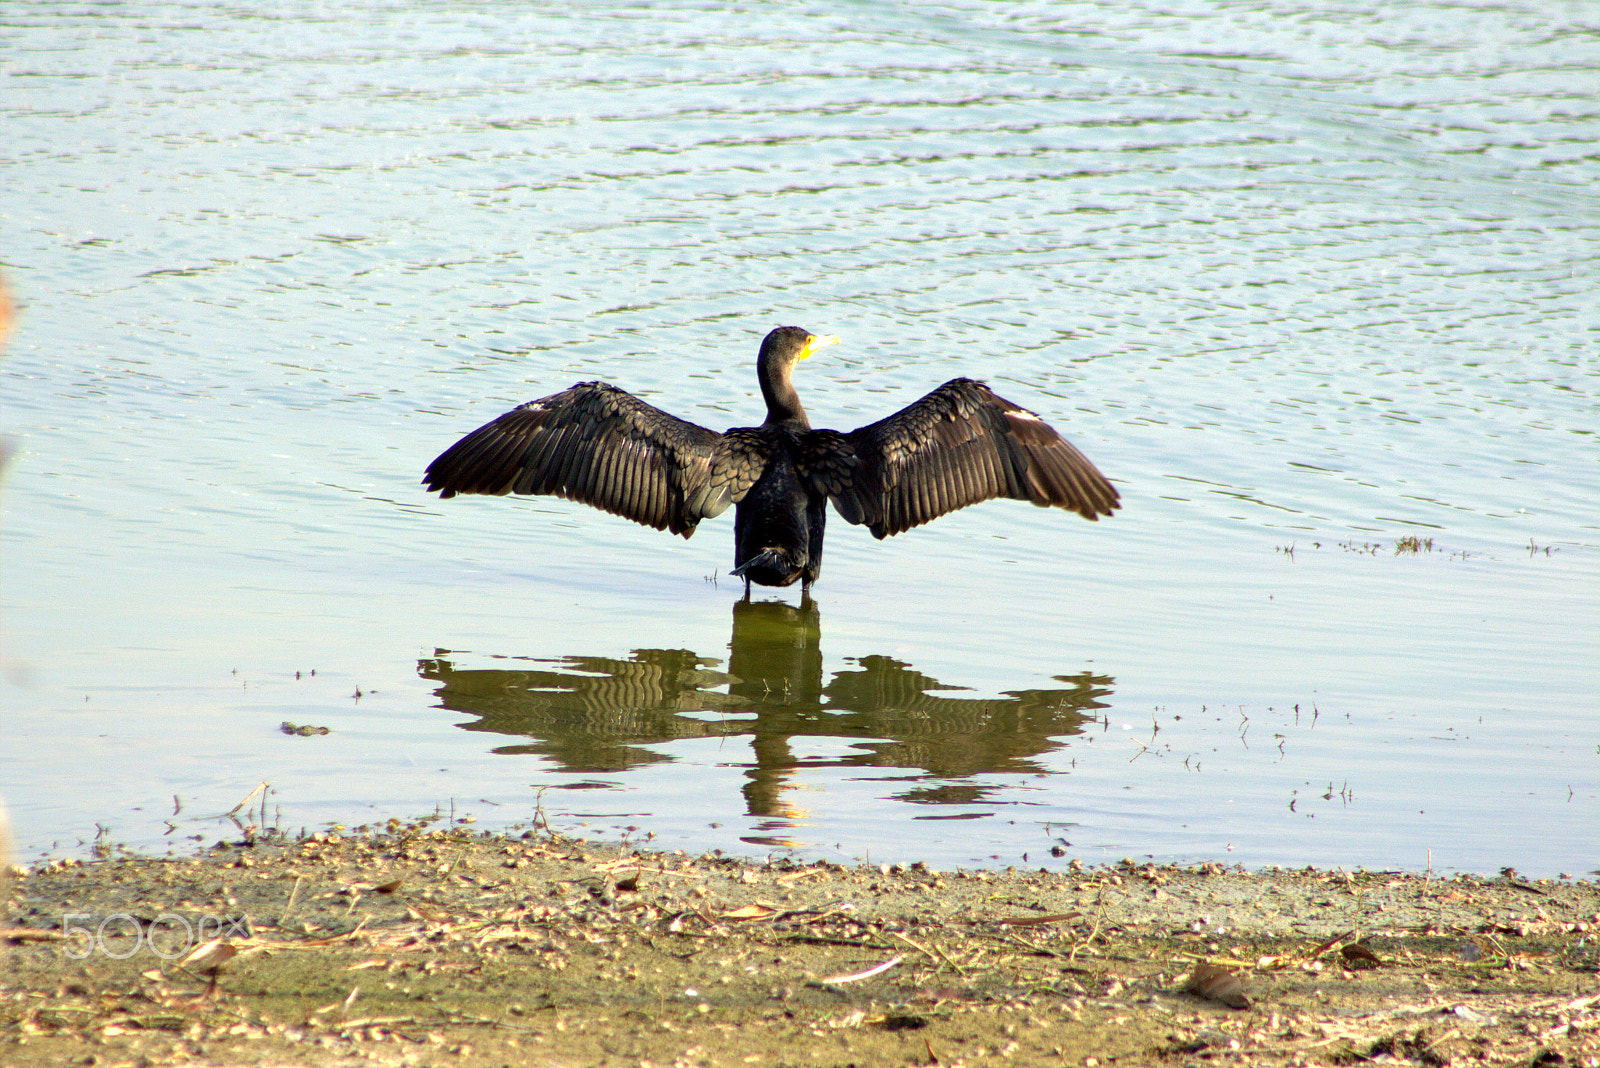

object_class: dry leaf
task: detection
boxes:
[1183,961,1251,1009]
[1340,942,1382,968]
[994,911,1083,927]
[179,939,238,975]
[1309,929,1358,959]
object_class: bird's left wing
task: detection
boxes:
[423,381,768,538]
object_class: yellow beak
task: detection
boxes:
[800,334,841,361]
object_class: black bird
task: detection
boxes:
[423,327,1119,594]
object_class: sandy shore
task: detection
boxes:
[4,819,1597,1066]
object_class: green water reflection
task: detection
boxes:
[418,600,1112,834]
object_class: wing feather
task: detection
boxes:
[423,381,768,538]
[823,378,1119,539]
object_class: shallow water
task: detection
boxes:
[3,0,1596,876]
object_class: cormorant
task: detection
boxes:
[423,327,1119,593]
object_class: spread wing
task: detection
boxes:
[812,378,1119,539]
[422,382,771,538]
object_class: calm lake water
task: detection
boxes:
[3,0,1596,877]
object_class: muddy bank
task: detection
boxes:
[4,820,1597,1066]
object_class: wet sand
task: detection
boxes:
[4,820,1597,1066]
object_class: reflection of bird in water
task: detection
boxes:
[421,597,1111,837]
[728,598,824,831]
[727,597,823,709]
[424,327,1120,593]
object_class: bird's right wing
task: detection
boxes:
[423,382,770,537]
[813,378,1119,539]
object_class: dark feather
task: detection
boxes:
[821,378,1118,539]
[422,381,752,538]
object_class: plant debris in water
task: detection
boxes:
[3,822,1598,1066]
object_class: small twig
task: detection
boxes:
[336,1015,420,1029]
[227,783,269,819]
[887,930,966,977]
[280,874,305,925]
[984,928,1068,960]
[1068,899,1108,964]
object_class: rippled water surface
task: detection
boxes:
[4,0,1596,876]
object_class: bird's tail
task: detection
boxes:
[731,548,794,580]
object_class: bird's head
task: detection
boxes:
[760,326,840,369]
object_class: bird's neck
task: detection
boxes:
[759,361,810,428]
